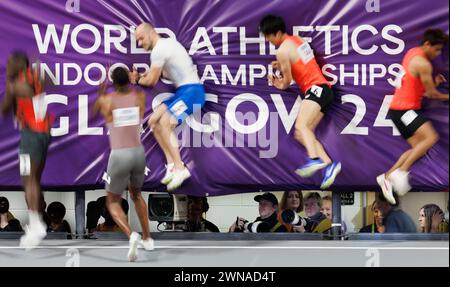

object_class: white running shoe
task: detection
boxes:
[19,221,47,251]
[167,167,191,191]
[376,173,396,205]
[389,169,412,196]
[128,232,141,262]
[140,238,154,251]
[161,163,175,185]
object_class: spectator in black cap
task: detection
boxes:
[0,196,23,232]
[46,201,72,239]
[229,192,287,233]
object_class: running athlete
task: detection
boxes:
[93,67,153,262]
[259,15,341,189]
[130,23,206,191]
[377,29,449,204]
[1,51,52,249]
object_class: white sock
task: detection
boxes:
[28,210,42,227]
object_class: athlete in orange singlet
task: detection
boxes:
[1,51,53,249]
[259,15,341,189]
[377,29,449,204]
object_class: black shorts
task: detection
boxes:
[19,128,51,166]
[303,84,334,114]
[388,109,428,139]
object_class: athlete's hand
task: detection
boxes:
[271,61,280,70]
[435,74,447,86]
[268,74,284,90]
[268,74,276,86]
[129,67,139,84]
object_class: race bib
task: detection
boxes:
[19,153,31,176]
[170,100,189,117]
[310,85,324,98]
[112,107,140,127]
[400,110,418,127]
[32,93,48,121]
[297,42,314,64]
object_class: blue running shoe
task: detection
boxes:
[295,158,328,178]
[320,162,342,189]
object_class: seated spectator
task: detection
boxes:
[184,196,219,232]
[445,200,449,225]
[46,201,72,239]
[0,196,23,232]
[375,193,416,233]
[278,191,303,232]
[321,194,347,233]
[229,192,287,233]
[360,201,385,233]
[86,196,129,234]
[419,204,449,233]
[301,192,331,233]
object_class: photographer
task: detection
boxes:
[281,192,331,233]
[278,191,303,232]
[229,193,287,233]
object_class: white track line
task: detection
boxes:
[0,246,447,250]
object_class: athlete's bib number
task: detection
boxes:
[400,110,418,127]
[112,107,140,127]
[297,42,314,64]
[32,93,48,121]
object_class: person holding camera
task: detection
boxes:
[229,193,287,233]
[277,191,304,232]
[281,192,331,233]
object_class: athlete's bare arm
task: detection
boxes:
[137,90,146,119]
[130,66,163,87]
[413,57,449,101]
[1,81,16,115]
[268,45,293,90]
[92,79,111,119]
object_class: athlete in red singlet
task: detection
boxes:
[1,51,53,249]
[377,29,449,204]
[259,15,341,189]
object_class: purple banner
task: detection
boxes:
[0,0,448,195]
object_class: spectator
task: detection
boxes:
[360,201,385,233]
[86,201,102,235]
[444,200,449,225]
[419,204,449,233]
[46,201,72,239]
[321,194,347,233]
[375,192,416,233]
[184,196,219,232]
[229,192,287,233]
[301,192,331,233]
[0,197,23,232]
[86,197,128,236]
[278,191,303,232]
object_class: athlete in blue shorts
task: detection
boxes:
[131,23,206,191]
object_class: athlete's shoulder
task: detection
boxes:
[410,55,432,72]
